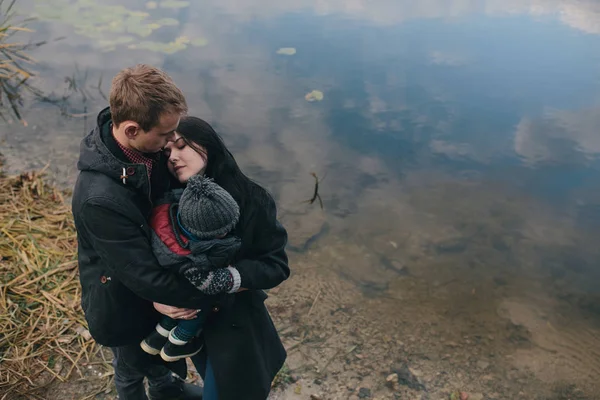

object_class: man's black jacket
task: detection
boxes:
[71,108,208,346]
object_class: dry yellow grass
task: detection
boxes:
[0,0,43,124]
[0,166,103,399]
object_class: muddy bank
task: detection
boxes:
[266,248,598,400]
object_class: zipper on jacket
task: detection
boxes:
[146,171,153,207]
[121,163,153,214]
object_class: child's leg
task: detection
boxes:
[171,311,207,342]
[160,311,207,362]
[158,316,177,332]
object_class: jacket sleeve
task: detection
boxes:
[80,198,208,309]
[235,196,290,290]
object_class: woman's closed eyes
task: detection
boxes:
[163,137,187,157]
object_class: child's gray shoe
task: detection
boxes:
[160,331,203,362]
[140,327,170,355]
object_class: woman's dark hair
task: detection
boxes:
[174,116,271,219]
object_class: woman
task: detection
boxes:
[154,116,290,400]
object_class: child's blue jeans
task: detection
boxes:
[160,308,208,339]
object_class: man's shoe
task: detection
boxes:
[148,375,203,400]
[141,326,170,355]
[160,332,203,362]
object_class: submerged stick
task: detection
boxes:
[302,171,326,209]
[307,288,321,317]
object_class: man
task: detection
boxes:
[72,64,205,400]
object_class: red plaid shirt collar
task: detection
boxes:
[112,127,159,179]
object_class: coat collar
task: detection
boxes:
[77,107,152,195]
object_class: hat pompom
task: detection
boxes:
[185,175,217,199]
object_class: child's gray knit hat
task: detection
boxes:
[178,175,240,240]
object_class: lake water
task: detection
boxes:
[3,0,600,398]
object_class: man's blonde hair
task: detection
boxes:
[109,64,187,131]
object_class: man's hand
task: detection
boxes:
[153,302,199,319]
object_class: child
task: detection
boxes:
[140,174,241,362]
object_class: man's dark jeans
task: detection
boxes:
[110,344,176,400]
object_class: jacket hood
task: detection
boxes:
[77,107,151,193]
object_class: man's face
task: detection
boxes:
[127,112,180,153]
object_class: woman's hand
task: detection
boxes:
[182,265,242,295]
[153,302,199,319]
